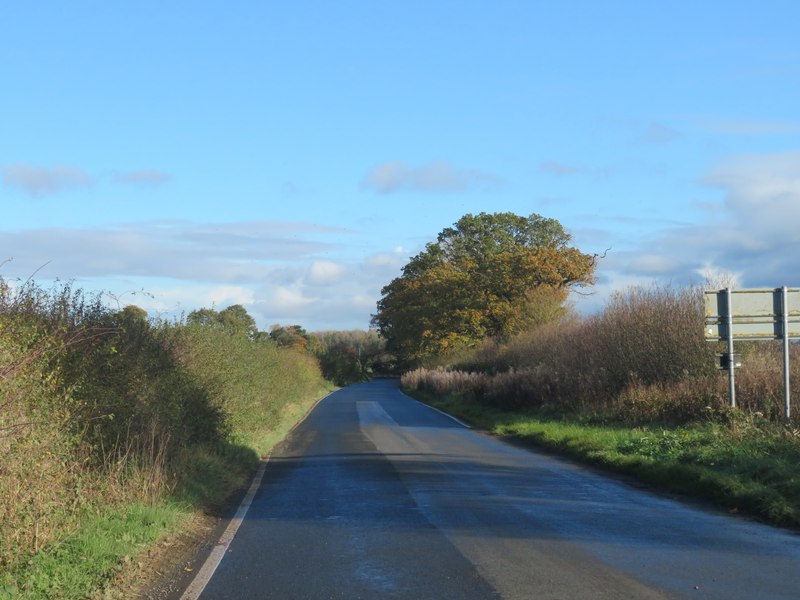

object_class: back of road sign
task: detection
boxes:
[704,288,800,341]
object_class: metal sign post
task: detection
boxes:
[726,288,736,408]
[705,287,800,421]
[782,286,791,421]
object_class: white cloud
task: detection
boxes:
[364,249,407,269]
[271,285,317,310]
[694,264,742,290]
[239,246,415,330]
[702,151,800,233]
[306,260,347,286]
[0,218,405,331]
[602,150,800,293]
[628,254,681,275]
[362,160,502,193]
[1,164,92,196]
[0,220,347,283]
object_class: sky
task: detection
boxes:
[2,2,799,331]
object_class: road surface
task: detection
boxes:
[184,379,800,599]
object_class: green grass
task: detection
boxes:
[410,389,800,529]
[0,504,183,600]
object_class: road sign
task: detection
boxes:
[705,287,797,420]
[704,288,800,341]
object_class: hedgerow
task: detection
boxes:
[0,278,328,596]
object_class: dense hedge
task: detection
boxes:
[0,279,328,585]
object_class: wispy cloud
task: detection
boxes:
[606,150,800,286]
[1,164,93,196]
[362,160,502,193]
[0,165,173,195]
[0,219,393,330]
[0,220,350,283]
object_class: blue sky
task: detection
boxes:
[2,2,799,331]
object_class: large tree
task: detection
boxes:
[372,212,596,364]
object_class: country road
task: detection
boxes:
[179,379,800,599]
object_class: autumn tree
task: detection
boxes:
[371,212,596,364]
[269,324,310,349]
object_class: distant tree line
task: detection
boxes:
[185,306,390,385]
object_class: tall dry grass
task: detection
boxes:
[402,284,800,423]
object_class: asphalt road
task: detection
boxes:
[186,379,800,599]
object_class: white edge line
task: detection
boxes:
[179,460,266,600]
[412,398,472,429]
[179,391,334,600]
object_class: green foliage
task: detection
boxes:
[59,306,228,464]
[1,504,182,600]
[0,281,329,596]
[372,212,596,365]
[187,304,258,339]
[269,324,310,349]
[175,321,328,453]
[309,330,388,385]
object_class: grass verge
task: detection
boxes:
[1,504,183,600]
[409,389,800,529]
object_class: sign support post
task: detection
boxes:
[783,286,791,421]
[726,287,736,408]
[705,287,799,421]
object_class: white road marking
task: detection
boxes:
[179,459,267,600]
[412,398,472,428]
[179,392,332,600]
